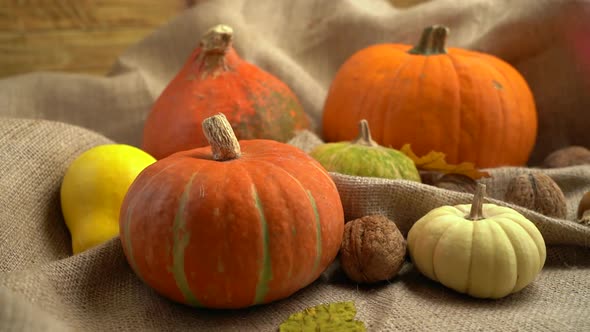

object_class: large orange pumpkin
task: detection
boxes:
[142,24,311,160]
[322,25,538,168]
[121,114,344,309]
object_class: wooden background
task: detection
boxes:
[0,0,186,78]
[0,0,428,79]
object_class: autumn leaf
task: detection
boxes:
[278,301,366,332]
[400,144,490,180]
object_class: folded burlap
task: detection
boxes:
[1,0,589,331]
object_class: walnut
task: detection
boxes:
[340,215,406,284]
[543,146,590,168]
[504,172,567,219]
[578,191,590,226]
[433,173,478,194]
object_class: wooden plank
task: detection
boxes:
[0,0,186,77]
[0,28,162,76]
[0,0,186,30]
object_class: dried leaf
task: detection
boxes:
[279,301,366,332]
[400,144,490,180]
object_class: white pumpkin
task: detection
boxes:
[407,184,546,299]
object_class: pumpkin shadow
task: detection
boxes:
[398,263,545,310]
[392,245,590,313]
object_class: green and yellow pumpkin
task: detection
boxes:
[310,119,421,182]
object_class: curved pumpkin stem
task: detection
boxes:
[352,119,379,147]
[197,24,234,77]
[408,25,449,55]
[468,183,486,221]
[202,113,241,161]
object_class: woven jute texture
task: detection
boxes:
[1,0,589,331]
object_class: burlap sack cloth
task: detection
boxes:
[1,0,589,331]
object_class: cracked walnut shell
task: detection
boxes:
[340,215,406,284]
[504,172,567,219]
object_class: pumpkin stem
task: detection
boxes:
[200,24,233,53]
[408,25,449,55]
[352,119,379,147]
[468,183,486,221]
[197,24,233,77]
[202,113,241,161]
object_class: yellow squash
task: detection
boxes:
[407,183,546,299]
[60,144,156,254]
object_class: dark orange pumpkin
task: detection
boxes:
[121,113,344,309]
[142,24,311,160]
[322,25,538,168]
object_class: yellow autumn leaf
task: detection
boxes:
[279,301,366,332]
[400,144,490,180]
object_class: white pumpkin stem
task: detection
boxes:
[468,183,486,221]
[197,24,233,77]
[352,119,379,147]
[408,25,449,55]
[202,113,241,161]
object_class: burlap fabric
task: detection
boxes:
[1,0,589,331]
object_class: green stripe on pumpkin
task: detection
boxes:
[252,184,273,305]
[306,190,322,274]
[171,173,202,307]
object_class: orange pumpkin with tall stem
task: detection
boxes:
[142,24,311,160]
[122,113,344,309]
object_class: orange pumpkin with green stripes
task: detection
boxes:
[120,114,344,309]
